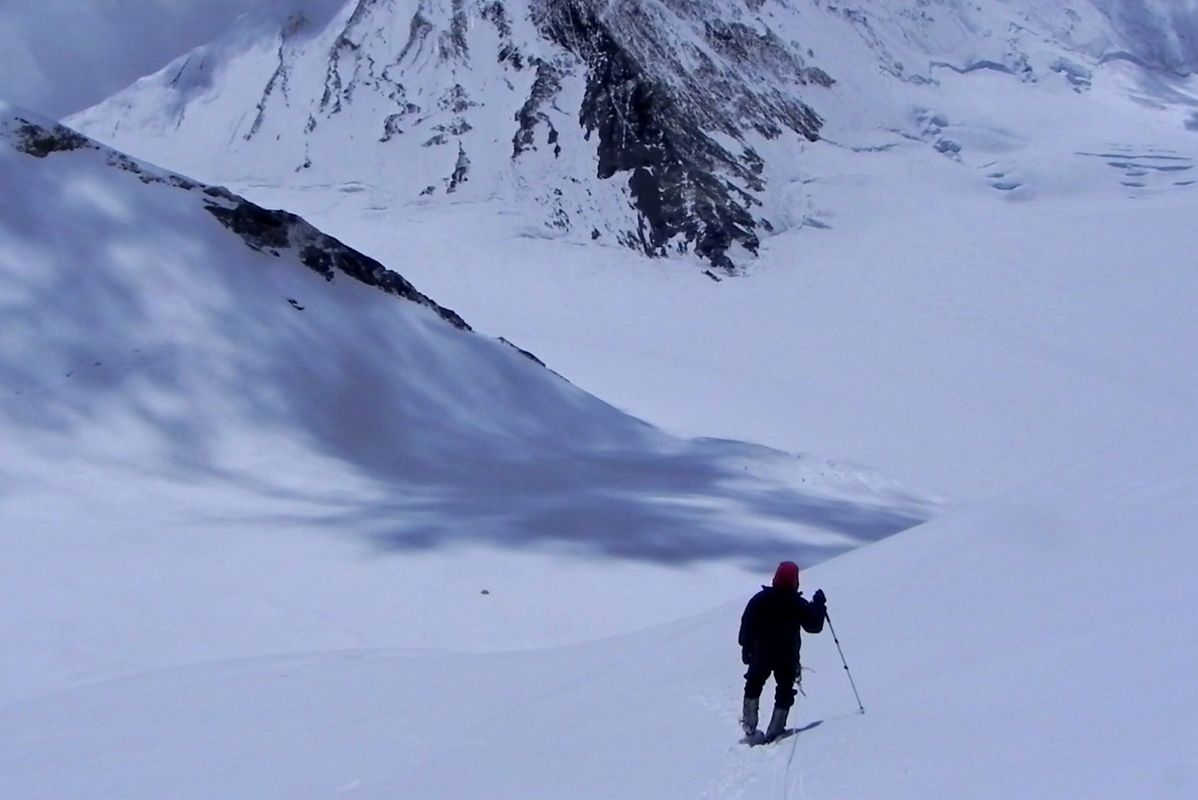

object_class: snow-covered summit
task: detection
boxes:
[69,0,1198,272]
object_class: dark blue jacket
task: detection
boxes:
[739,586,826,665]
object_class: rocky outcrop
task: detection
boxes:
[532,0,824,269]
[202,194,471,331]
[7,118,92,158]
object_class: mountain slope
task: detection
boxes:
[161,55,1197,504]
[3,420,1193,799]
[64,1,1198,505]
[0,104,937,702]
[70,1,1198,272]
[72,0,829,270]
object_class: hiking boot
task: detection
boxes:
[764,706,789,742]
[741,697,760,735]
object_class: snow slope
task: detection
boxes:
[3,421,1194,799]
[0,104,935,703]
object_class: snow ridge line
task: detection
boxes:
[1,110,475,335]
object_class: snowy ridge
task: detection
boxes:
[2,107,469,329]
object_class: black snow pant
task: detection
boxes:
[744,659,797,709]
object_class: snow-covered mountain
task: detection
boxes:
[2,3,1197,797]
[72,0,820,270]
[0,103,937,702]
[71,0,1198,273]
[64,0,1198,502]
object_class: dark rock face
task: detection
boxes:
[203,197,472,331]
[512,58,563,159]
[532,0,823,270]
[8,120,92,158]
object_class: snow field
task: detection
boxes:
[3,421,1194,799]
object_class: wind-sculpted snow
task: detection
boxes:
[1092,0,1198,75]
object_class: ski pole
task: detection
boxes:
[825,610,865,714]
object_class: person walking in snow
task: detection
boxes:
[738,560,827,743]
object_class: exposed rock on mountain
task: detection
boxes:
[72,0,835,272]
[530,1,823,267]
